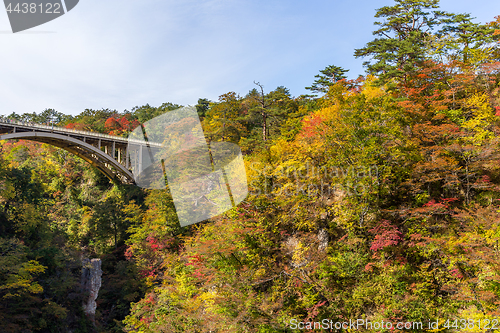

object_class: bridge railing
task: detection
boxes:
[0,118,161,146]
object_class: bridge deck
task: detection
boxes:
[0,118,160,146]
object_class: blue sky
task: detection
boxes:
[1,0,499,116]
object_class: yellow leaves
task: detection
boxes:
[23,260,46,275]
[456,306,499,332]
[297,106,338,144]
[26,281,44,294]
[78,206,92,237]
[466,93,490,112]
[253,268,266,280]
[330,205,356,231]
[461,92,495,145]
[291,241,308,268]
[268,139,295,161]
[183,292,204,313]
[0,258,46,299]
[362,85,385,100]
[361,76,386,100]
[469,47,495,68]
[0,179,15,202]
[482,227,500,247]
[196,292,218,317]
[174,267,198,298]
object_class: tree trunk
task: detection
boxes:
[262,112,267,142]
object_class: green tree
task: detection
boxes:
[244,83,297,144]
[354,0,451,83]
[305,65,349,94]
[132,102,181,124]
[204,92,246,143]
[195,98,211,119]
[431,13,500,66]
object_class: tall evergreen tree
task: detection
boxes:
[434,13,499,65]
[354,0,452,83]
[306,65,349,94]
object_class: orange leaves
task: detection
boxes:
[64,122,87,131]
[488,15,500,36]
[299,113,327,139]
[495,106,500,117]
[104,117,120,130]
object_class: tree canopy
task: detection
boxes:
[1,1,500,332]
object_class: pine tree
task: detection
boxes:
[354,0,452,83]
[305,65,349,94]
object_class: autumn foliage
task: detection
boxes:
[1,2,500,332]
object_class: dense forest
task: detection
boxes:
[1,0,500,332]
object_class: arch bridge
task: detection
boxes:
[0,119,159,184]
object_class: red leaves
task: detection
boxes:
[424,197,458,210]
[146,235,161,252]
[144,293,156,305]
[186,254,203,266]
[119,116,130,128]
[145,235,177,253]
[64,122,87,130]
[369,220,402,252]
[104,117,120,131]
[139,265,157,278]
[409,197,459,219]
[423,199,446,209]
[299,113,327,139]
[139,314,155,325]
[449,268,463,279]
[495,106,500,117]
[104,115,141,135]
[186,254,207,280]
[306,300,327,322]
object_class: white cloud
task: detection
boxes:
[1,0,499,116]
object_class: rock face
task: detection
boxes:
[81,258,102,322]
[317,229,329,251]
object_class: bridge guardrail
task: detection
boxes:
[0,118,161,146]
